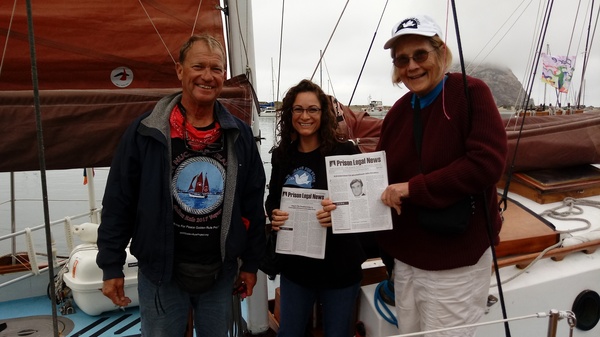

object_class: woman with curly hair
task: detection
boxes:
[265,79,366,337]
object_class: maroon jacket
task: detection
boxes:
[377,73,508,270]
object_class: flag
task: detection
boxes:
[541,53,576,93]
[83,168,95,185]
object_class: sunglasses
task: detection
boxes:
[183,119,224,154]
[392,48,438,68]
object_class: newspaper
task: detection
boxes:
[325,150,393,233]
[275,187,328,259]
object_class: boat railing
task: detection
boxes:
[1,168,103,295]
[1,167,101,265]
[0,207,101,285]
[383,309,576,337]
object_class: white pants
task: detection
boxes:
[393,248,492,337]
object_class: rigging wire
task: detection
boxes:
[512,0,546,110]
[276,0,285,102]
[493,197,600,287]
[567,0,588,106]
[309,0,350,82]
[449,0,513,335]
[347,0,388,107]
[222,3,232,70]
[466,0,534,75]
[321,57,337,99]
[556,0,584,106]
[501,0,554,214]
[231,0,250,73]
[192,0,203,36]
[563,1,581,63]
[137,0,178,65]
[0,0,18,77]
[577,0,599,107]
[522,5,553,122]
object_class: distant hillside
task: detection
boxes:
[449,63,530,108]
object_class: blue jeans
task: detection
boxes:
[138,259,237,337]
[277,275,360,337]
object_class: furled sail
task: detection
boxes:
[0,0,257,172]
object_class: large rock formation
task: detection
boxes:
[449,63,530,108]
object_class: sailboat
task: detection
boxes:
[2,1,600,337]
[189,172,210,199]
[0,0,265,336]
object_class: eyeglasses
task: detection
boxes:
[392,48,437,68]
[292,106,321,115]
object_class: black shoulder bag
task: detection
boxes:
[258,224,282,278]
[413,96,474,236]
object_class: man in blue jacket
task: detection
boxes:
[96,34,266,337]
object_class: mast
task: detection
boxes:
[271,57,275,104]
[225,0,261,141]
[543,44,549,107]
[195,173,204,193]
[223,1,269,334]
[202,174,209,194]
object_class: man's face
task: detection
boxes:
[351,182,363,196]
[176,41,226,108]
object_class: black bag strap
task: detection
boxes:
[412,96,423,170]
[413,94,474,206]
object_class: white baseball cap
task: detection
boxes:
[384,15,443,49]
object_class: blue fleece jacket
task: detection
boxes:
[97,92,266,285]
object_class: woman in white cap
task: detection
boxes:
[376,14,508,337]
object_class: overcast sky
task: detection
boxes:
[250,0,599,107]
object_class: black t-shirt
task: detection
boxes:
[266,141,367,289]
[171,136,226,264]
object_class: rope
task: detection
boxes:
[499,0,555,215]
[191,0,203,36]
[137,0,177,65]
[539,197,600,233]
[347,0,388,106]
[466,0,535,75]
[385,311,568,337]
[490,240,563,287]
[576,2,599,106]
[492,197,600,287]
[374,280,398,327]
[448,1,512,333]
[309,0,350,81]
[275,0,285,102]
[0,0,18,77]
[230,294,244,337]
[229,0,250,69]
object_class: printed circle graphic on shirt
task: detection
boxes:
[172,156,225,215]
[283,166,316,188]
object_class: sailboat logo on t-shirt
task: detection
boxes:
[172,156,225,215]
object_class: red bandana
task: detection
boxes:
[169,104,222,151]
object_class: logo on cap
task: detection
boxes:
[396,18,420,33]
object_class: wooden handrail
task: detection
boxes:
[497,238,600,269]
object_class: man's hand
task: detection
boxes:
[102,277,132,307]
[235,271,257,299]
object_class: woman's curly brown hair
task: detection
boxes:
[273,79,340,161]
